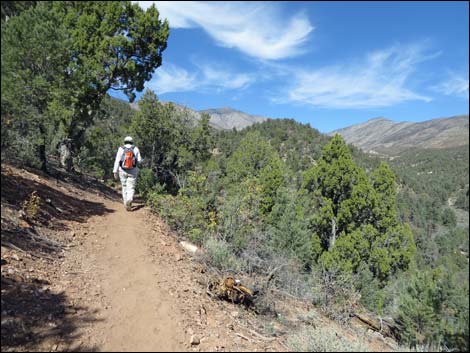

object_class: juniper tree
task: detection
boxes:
[1,1,169,171]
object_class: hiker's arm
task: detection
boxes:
[113,147,123,179]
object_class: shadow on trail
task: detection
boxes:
[1,170,115,255]
[1,275,102,352]
[1,165,119,351]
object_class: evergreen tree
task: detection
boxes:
[226,130,279,182]
[304,134,415,281]
[1,1,36,21]
[371,162,399,232]
[1,1,169,171]
[1,3,70,170]
[191,113,213,163]
[131,90,192,191]
[303,134,372,250]
[51,1,169,170]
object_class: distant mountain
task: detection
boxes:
[199,107,268,130]
[329,115,469,155]
[128,98,267,131]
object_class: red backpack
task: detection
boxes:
[120,146,136,170]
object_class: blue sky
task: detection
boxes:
[111,1,469,133]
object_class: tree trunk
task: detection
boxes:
[151,143,155,169]
[329,218,337,248]
[38,125,47,172]
[39,143,47,172]
[58,138,73,172]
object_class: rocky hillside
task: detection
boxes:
[129,98,268,131]
[329,115,469,155]
[199,107,268,130]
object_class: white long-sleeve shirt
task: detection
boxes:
[113,143,142,173]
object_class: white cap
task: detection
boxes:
[124,136,133,143]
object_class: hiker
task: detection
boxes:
[113,136,142,211]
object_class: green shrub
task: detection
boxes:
[136,167,156,198]
[188,228,205,245]
[311,268,360,324]
[22,190,42,219]
[202,237,243,272]
[440,207,457,227]
[287,326,369,352]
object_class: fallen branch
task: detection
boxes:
[234,333,251,341]
[352,312,398,339]
[246,328,276,342]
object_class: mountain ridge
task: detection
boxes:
[121,96,469,152]
[127,98,268,131]
[329,114,469,155]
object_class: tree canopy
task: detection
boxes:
[1,1,169,170]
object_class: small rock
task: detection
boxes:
[7,268,14,275]
[190,335,200,346]
[11,254,20,261]
[180,241,200,254]
[230,311,239,318]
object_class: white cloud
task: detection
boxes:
[148,62,254,95]
[431,71,469,99]
[198,65,253,90]
[274,43,437,109]
[135,1,314,60]
[148,63,198,94]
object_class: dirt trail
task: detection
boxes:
[80,199,185,351]
[72,195,285,352]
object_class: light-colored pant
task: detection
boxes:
[119,168,138,205]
